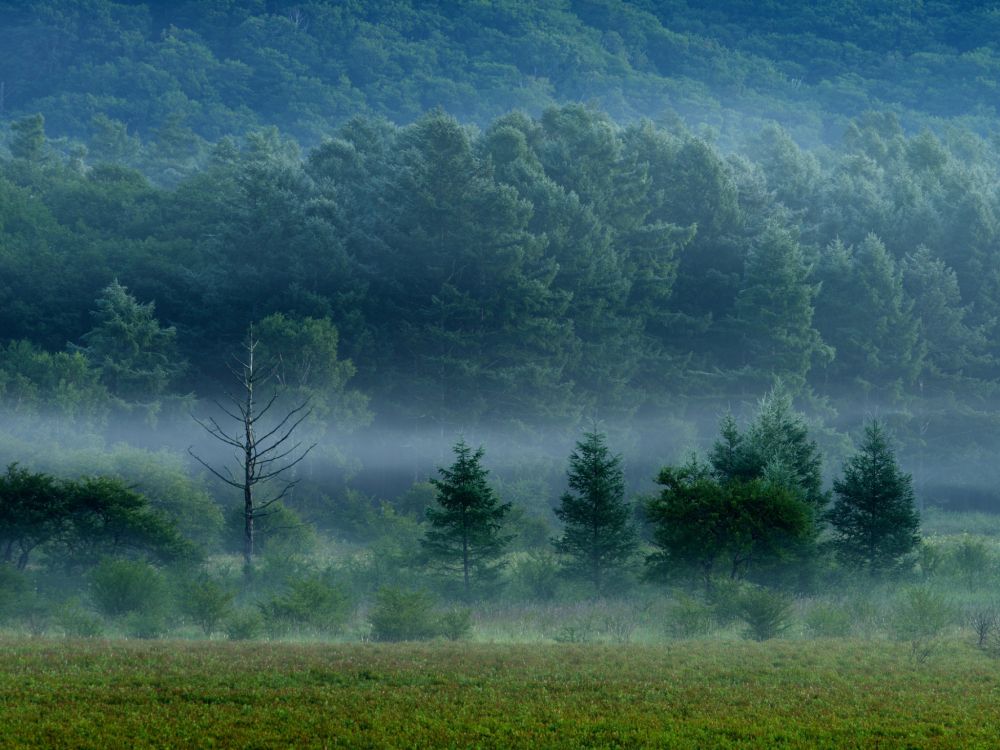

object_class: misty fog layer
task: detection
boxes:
[2,1,1000,653]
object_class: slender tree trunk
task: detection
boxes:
[462,506,470,601]
[243,341,256,575]
[17,545,31,571]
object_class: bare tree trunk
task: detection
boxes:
[191,325,314,581]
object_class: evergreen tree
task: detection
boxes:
[732,222,832,393]
[709,389,827,515]
[828,420,921,575]
[423,440,513,600]
[553,430,636,594]
[813,235,925,400]
[9,114,45,162]
[79,279,183,404]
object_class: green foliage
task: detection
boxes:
[260,573,351,636]
[54,598,103,638]
[368,587,440,642]
[894,587,955,662]
[437,608,473,642]
[664,594,715,638]
[88,558,168,619]
[804,602,853,638]
[511,551,560,601]
[828,421,921,575]
[256,313,370,429]
[179,574,234,636]
[0,464,66,570]
[0,563,29,623]
[738,586,794,642]
[423,441,513,600]
[77,279,184,407]
[645,459,811,587]
[225,608,264,641]
[553,430,636,593]
[950,537,991,591]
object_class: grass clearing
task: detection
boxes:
[2,638,1000,748]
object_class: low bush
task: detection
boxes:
[225,608,264,641]
[260,573,352,636]
[438,608,473,641]
[804,601,853,637]
[894,586,954,662]
[55,599,103,638]
[180,574,234,636]
[665,594,715,638]
[369,587,440,641]
[739,587,793,641]
[89,559,168,619]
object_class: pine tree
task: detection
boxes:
[79,280,184,403]
[553,430,636,594]
[828,420,920,575]
[423,440,512,600]
[732,222,832,393]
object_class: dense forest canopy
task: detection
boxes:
[3,0,1000,534]
[5,0,1000,153]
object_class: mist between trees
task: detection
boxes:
[6,13,1000,642]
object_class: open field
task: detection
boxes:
[2,638,1000,748]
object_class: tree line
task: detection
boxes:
[0,389,920,602]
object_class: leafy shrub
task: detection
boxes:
[369,587,440,642]
[180,575,234,636]
[894,586,954,662]
[739,587,793,641]
[438,608,473,641]
[226,608,264,641]
[552,617,596,643]
[708,579,746,626]
[260,573,351,636]
[512,552,560,601]
[665,594,715,638]
[89,559,168,618]
[55,599,103,638]
[0,564,29,623]
[916,541,944,580]
[951,537,991,590]
[804,601,853,637]
[124,610,168,639]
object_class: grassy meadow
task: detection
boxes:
[2,637,1000,748]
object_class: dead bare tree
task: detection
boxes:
[189,326,314,573]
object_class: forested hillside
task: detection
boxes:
[4,0,1000,155]
[3,0,1000,519]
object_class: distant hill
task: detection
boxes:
[2,0,1000,152]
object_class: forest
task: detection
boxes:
[2,0,1000,653]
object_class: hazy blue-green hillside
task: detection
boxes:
[4,0,1000,153]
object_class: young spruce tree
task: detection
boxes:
[828,420,920,575]
[423,440,512,600]
[554,430,636,594]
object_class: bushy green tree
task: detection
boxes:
[78,279,184,405]
[423,441,513,600]
[0,464,65,569]
[645,458,811,589]
[828,420,921,575]
[732,223,831,393]
[553,430,636,593]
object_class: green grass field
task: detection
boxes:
[2,638,1000,748]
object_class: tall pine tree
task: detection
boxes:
[423,440,513,600]
[828,420,920,575]
[553,430,637,594]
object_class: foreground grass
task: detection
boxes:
[2,638,1000,748]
